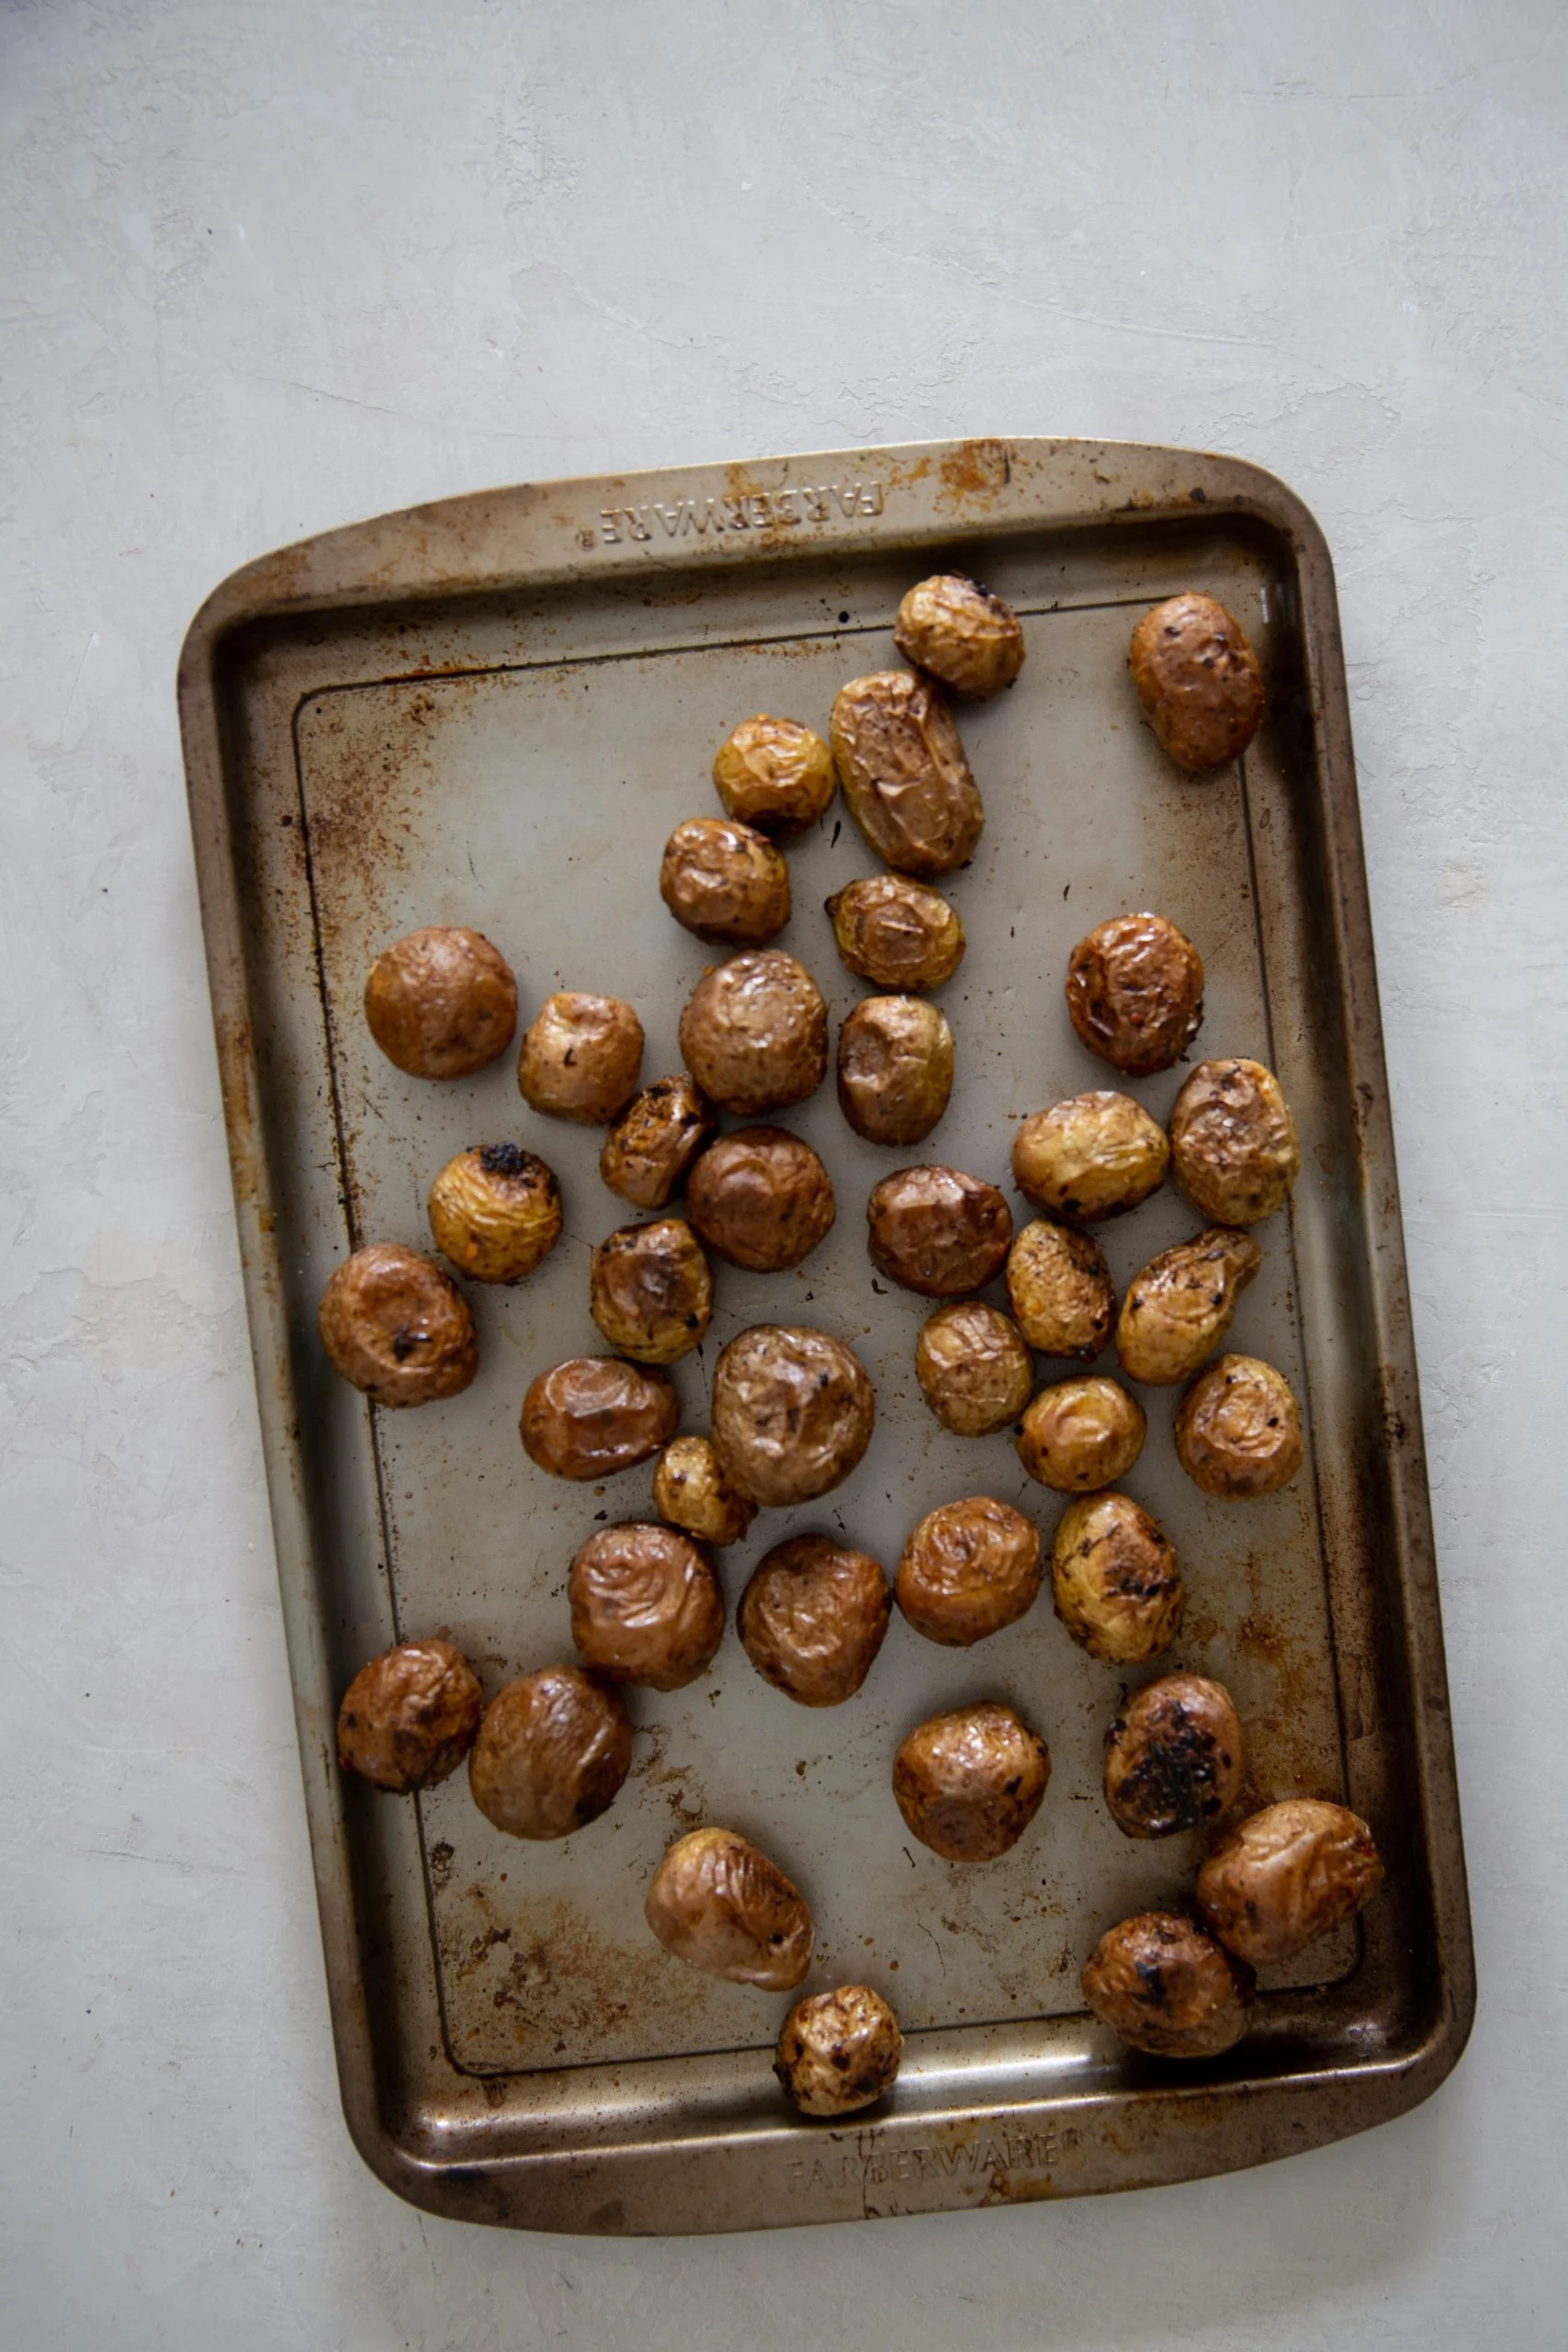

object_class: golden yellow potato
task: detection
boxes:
[337,1638,483,1793]
[1103,1675,1245,1838]
[427,1143,562,1283]
[837,996,954,1146]
[774,1984,903,2116]
[915,1301,1034,1436]
[652,1436,756,1546]
[1016,1375,1145,1493]
[519,991,644,1125]
[710,1325,875,1507]
[1052,1491,1183,1664]
[1196,1799,1384,1964]
[645,1826,814,1989]
[1006,1219,1115,1359]
[1081,1912,1255,2058]
[895,1496,1042,1646]
[893,1704,1050,1861]
[678,950,829,1116]
[738,1535,891,1706]
[1169,1058,1301,1225]
[468,1667,632,1841]
[712,714,836,834]
[1116,1227,1261,1385]
[1012,1091,1168,1223]
[893,573,1025,698]
[830,672,984,878]
[599,1074,716,1211]
[588,1218,713,1365]
[1175,1353,1303,1497]
[1129,592,1264,773]
[1065,913,1204,1078]
[826,874,965,991]
[318,1243,478,1408]
[364,926,517,1080]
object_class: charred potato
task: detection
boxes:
[599,1073,716,1211]
[1129,592,1264,773]
[1052,1491,1183,1664]
[893,1703,1050,1862]
[1017,1375,1145,1493]
[659,817,791,946]
[1175,1353,1303,1497]
[519,990,644,1125]
[1012,1091,1169,1223]
[589,1218,713,1364]
[468,1665,632,1840]
[652,1435,756,1547]
[569,1521,725,1690]
[710,1325,874,1507]
[827,874,965,992]
[645,1826,814,1988]
[1169,1058,1301,1225]
[1117,1227,1261,1386]
[915,1301,1034,1436]
[838,996,954,1146]
[337,1638,483,1792]
[1081,1911,1255,2058]
[1066,913,1204,1078]
[738,1534,892,1706]
[1103,1675,1245,1838]
[893,573,1025,699]
[866,1164,1012,1298]
[685,1126,835,1272]
[830,672,984,878]
[1196,1798,1384,1964]
[712,714,836,835]
[774,1984,903,2116]
[895,1496,1043,1646]
[521,1356,678,1480]
[1006,1218,1116,1360]
[427,1143,562,1284]
[678,949,829,1116]
[364,925,517,1080]
[318,1243,478,1408]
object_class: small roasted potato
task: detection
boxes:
[685,1126,835,1272]
[1116,1227,1262,1386]
[712,714,836,835]
[1017,1375,1145,1493]
[1196,1799,1383,1964]
[318,1242,478,1408]
[468,1666,632,1841]
[337,1638,483,1792]
[1066,913,1204,1078]
[826,874,965,992]
[652,1435,756,1547]
[427,1143,562,1284]
[678,950,829,1116]
[1052,1492,1183,1664]
[739,1534,891,1706]
[588,1218,713,1364]
[830,672,985,878]
[364,926,517,1080]
[569,1521,725,1690]
[1169,1058,1301,1225]
[1129,592,1265,773]
[599,1073,716,1210]
[838,996,954,1147]
[521,1356,678,1480]
[519,990,644,1125]
[1012,1091,1169,1223]
[1175,1353,1303,1498]
[774,1985,903,2117]
[659,817,791,946]
[710,1324,875,1507]
[866,1164,1012,1297]
[1081,1912,1255,2059]
[1103,1675,1245,1838]
[645,1826,814,1989]
[893,1703,1050,1862]
[1006,1219,1116,1360]
[896,1496,1042,1646]
[893,573,1025,699]
[915,1301,1034,1436]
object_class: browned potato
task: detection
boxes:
[468,1665,632,1840]
[893,1703,1050,1861]
[1066,913,1204,1078]
[1129,592,1264,773]
[678,949,829,1116]
[827,874,965,992]
[1052,1492,1183,1663]
[830,672,984,878]
[427,1143,562,1284]
[519,990,644,1125]
[569,1521,725,1690]
[1103,1674,1245,1838]
[337,1638,483,1792]
[599,1074,716,1210]
[1006,1219,1116,1359]
[588,1218,713,1364]
[652,1435,756,1546]
[1175,1353,1303,1497]
[659,817,791,946]
[1012,1091,1169,1223]
[1017,1375,1145,1493]
[915,1301,1034,1436]
[1169,1058,1301,1225]
[893,573,1025,698]
[685,1126,835,1272]
[896,1497,1042,1646]
[838,996,953,1146]
[713,714,836,834]
[1116,1227,1262,1386]
[1081,1912,1255,2058]
[1197,1799,1384,1964]
[521,1356,678,1480]
[774,1985,903,2116]
[710,1325,874,1507]
[318,1242,478,1408]
[738,1534,891,1705]
[645,1826,814,1988]
[866,1164,1012,1297]
[364,926,517,1080]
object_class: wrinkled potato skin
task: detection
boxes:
[521,1356,678,1480]
[1013,1092,1169,1223]
[1117,1227,1262,1386]
[1197,1799,1384,1965]
[1066,913,1204,1078]
[1103,1675,1245,1839]
[318,1243,478,1408]
[827,875,965,992]
[1175,1353,1303,1498]
[427,1143,562,1284]
[569,1522,725,1690]
[337,1639,484,1792]
[645,1826,814,1989]
[893,1704,1051,1862]
[364,926,517,1080]
[1007,1219,1116,1359]
[652,1436,756,1546]
[739,1535,892,1706]
[896,1497,1043,1646]
[1170,1058,1301,1225]
[685,1127,835,1272]
[678,951,829,1116]
[713,715,836,835]
[866,1165,1012,1298]
[710,1325,874,1507]
[838,997,954,1146]
[1130,593,1265,773]
[1081,1911,1255,2058]
[659,818,791,946]
[915,1302,1034,1436]
[1053,1492,1184,1664]
[1017,1376,1146,1493]
[893,574,1026,699]
[519,991,644,1125]
[589,1218,713,1364]
[599,1074,716,1211]
[774,1985,903,2116]
[468,1666,632,1840]
[830,672,985,878]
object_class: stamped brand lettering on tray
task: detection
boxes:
[581,480,886,548]
[786,2120,1077,2194]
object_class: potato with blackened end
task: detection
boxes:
[710,1325,875,1507]
[893,1703,1050,1862]
[1017,1376,1145,1493]
[838,997,953,1147]
[894,573,1025,699]
[1170,1058,1301,1225]
[1175,1354,1303,1498]
[468,1666,631,1840]
[319,1243,478,1408]
[569,1522,725,1690]
[915,1302,1034,1436]
[521,1356,678,1480]
[678,950,829,1116]
[427,1143,562,1284]
[659,817,791,946]
[866,1165,1012,1298]
[1117,1227,1262,1386]
[589,1218,713,1365]
[364,926,517,1080]
[1197,1799,1384,1964]
[1052,1492,1183,1664]
[519,990,644,1125]
[645,1826,814,1989]
[775,1985,903,2116]
[1066,913,1204,1078]
[653,1436,756,1547]
[739,1535,891,1706]
[1130,592,1264,773]
[600,1074,716,1211]
[1007,1219,1116,1360]
[1081,1912,1255,2058]
[1013,1091,1169,1223]
[1103,1675,1245,1838]
[830,672,984,878]
[896,1497,1042,1646]
[713,714,836,835]
[686,1127,835,1272]
[337,1638,483,1792]
[827,875,965,992]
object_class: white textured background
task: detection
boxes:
[3,2,1564,2345]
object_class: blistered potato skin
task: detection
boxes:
[1017,1375,1146,1493]
[774,1984,903,2116]
[1081,1911,1255,2058]
[1116,1227,1262,1386]
[1129,593,1264,773]
[827,875,965,991]
[1012,1092,1169,1223]
[838,996,954,1146]
[678,950,829,1116]
[428,1144,562,1284]
[685,1127,835,1272]
[521,1356,678,1480]
[915,1302,1034,1436]
[318,1243,478,1408]
[653,1436,756,1546]
[1196,1798,1384,1964]
[519,991,645,1125]
[739,1534,892,1706]
[1169,1058,1301,1225]
[830,672,984,878]
[599,1075,716,1211]
[893,574,1026,699]
[337,1639,484,1792]
[659,818,791,946]
[1052,1491,1184,1664]
[896,1497,1042,1646]
[1103,1674,1245,1839]
[713,715,836,835]
[569,1521,725,1690]
[710,1325,875,1508]
[364,926,517,1080]
[866,1165,1012,1298]
[645,1826,814,1988]
[1175,1353,1303,1498]
[893,1703,1050,1862]
[468,1667,632,1841]
[588,1218,713,1365]
[1007,1218,1116,1360]
[1066,913,1204,1078]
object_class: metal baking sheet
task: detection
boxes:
[179,437,1472,2233]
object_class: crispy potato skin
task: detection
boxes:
[893,574,1025,699]
[1006,1218,1116,1359]
[659,817,791,946]
[1129,593,1264,773]
[1012,1091,1169,1223]
[1169,1058,1301,1225]
[774,1985,903,2116]
[1103,1675,1245,1838]
[652,1436,756,1546]
[1175,1352,1303,1497]
[685,1127,835,1272]
[599,1074,716,1210]
[1196,1798,1384,1964]
[739,1535,892,1706]
[568,1521,725,1690]
[1017,1375,1146,1493]
[915,1302,1034,1436]
[838,996,954,1146]
[678,950,829,1116]
[337,1639,484,1792]
[645,1826,814,1988]
[519,991,645,1125]
[895,1497,1043,1646]
[521,1356,678,1480]
[1116,1227,1262,1386]
[428,1143,562,1284]
[827,875,965,991]
[866,1164,1012,1297]
[318,1242,478,1407]
[1052,1492,1184,1664]
[1066,913,1204,1078]
[830,672,984,878]
[893,1703,1050,1861]
[709,1325,874,1507]
[468,1667,632,1840]
[588,1218,713,1364]
[713,715,836,834]
[364,926,517,1080]
[1081,1911,1255,2057]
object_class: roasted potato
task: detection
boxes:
[710,1324,874,1507]
[838,996,954,1146]
[1129,592,1264,773]
[364,925,517,1080]
[519,990,644,1125]
[1103,1674,1245,1838]
[866,1164,1012,1297]
[893,573,1025,698]
[337,1638,483,1792]
[569,1521,725,1690]
[588,1218,713,1364]
[1006,1218,1116,1360]
[1169,1058,1301,1225]
[659,817,791,946]
[468,1666,632,1841]
[1012,1091,1169,1223]
[826,874,965,992]
[712,714,836,834]
[685,1126,835,1272]
[893,1703,1050,1861]
[318,1242,478,1408]
[896,1496,1042,1646]
[1052,1491,1183,1663]
[915,1301,1034,1436]
[1116,1227,1261,1386]
[521,1356,678,1480]
[599,1073,716,1211]
[1175,1353,1303,1497]
[830,672,984,878]
[678,949,829,1116]
[645,1826,814,1988]
[1196,1799,1383,1964]
[1081,1911,1255,2058]
[427,1143,562,1284]
[738,1534,891,1706]
[774,1984,903,2116]
[652,1435,756,1547]
[1065,913,1204,1078]
[1016,1375,1145,1493]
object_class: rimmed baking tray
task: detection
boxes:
[178,437,1472,2233]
